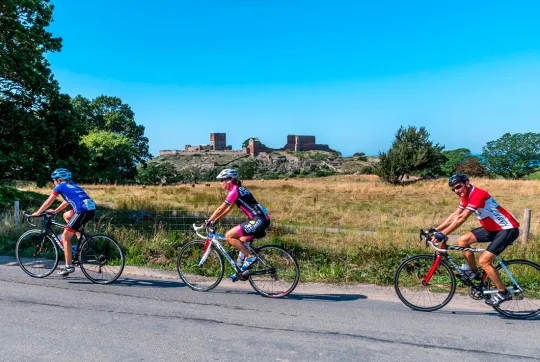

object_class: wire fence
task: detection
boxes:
[8,200,538,243]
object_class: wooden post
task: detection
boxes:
[521,208,531,243]
[14,200,20,226]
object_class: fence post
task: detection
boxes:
[14,200,20,226]
[521,208,531,243]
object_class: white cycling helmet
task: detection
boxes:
[216,168,239,180]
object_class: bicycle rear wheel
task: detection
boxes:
[79,235,125,284]
[248,245,300,298]
[177,240,224,291]
[487,259,540,319]
[394,254,456,312]
[16,230,59,278]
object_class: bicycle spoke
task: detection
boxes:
[16,231,59,278]
[248,245,300,298]
[394,254,456,312]
[490,260,540,319]
[177,241,224,291]
[79,235,125,284]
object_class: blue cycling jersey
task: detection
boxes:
[52,181,96,213]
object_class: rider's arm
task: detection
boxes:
[33,194,58,216]
[53,201,69,214]
[435,208,462,231]
[440,208,473,236]
[208,202,235,222]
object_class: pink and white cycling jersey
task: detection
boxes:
[225,185,268,220]
[459,186,519,231]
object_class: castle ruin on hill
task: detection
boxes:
[159,133,336,157]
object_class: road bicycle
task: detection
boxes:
[177,222,300,298]
[394,230,539,319]
[15,212,125,284]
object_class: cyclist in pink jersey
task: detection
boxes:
[431,173,520,306]
[207,169,270,279]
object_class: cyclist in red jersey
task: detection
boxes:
[207,169,270,279]
[431,173,520,307]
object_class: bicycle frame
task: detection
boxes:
[193,224,273,277]
[421,230,523,296]
[25,212,87,255]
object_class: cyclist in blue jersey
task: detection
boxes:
[32,168,96,276]
[207,169,270,279]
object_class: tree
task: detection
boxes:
[376,126,445,184]
[241,137,266,149]
[353,152,368,161]
[238,160,258,180]
[80,131,137,182]
[441,148,471,176]
[0,0,62,109]
[72,95,152,180]
[455,156,490,177]
[137,162,182,185]
[481,133,540,179]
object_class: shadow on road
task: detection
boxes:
[286,293,367,302]
[67,277,187,289]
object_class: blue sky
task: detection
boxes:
[47,1,540,156]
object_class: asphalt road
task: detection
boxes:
[0,257,538,362]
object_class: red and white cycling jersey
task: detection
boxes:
[459,186,520,231]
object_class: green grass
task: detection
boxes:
[2,181,540,286]
[527,170,540,180]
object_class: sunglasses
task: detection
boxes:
[451,184,465,192]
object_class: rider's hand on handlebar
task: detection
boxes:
[205,220,216,228]
[427,228,438,233]
[433,231,448,242]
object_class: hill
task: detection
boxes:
[154,150,378,180]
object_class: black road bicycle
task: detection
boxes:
[16,212,125,284]
[394,230,539,319]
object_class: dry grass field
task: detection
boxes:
[10,175,540,283]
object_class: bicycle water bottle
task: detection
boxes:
[236,252,244,268]
[460,263,473,278]
[72,244,78,256]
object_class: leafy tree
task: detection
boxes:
[0,0,62,109]
[353,152,368,161]
[441,148,471,176]
[376,126,445,184]
[481,133,540,179]
[73,95,151,164]
[238,160,258,180]
[455,156,490,177]
[241,137,266,149]
[80,131,136,182]
[137,162,182,185]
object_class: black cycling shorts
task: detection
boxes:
[66,210,95,232]
[471,227,519,255]
[237,217,270,240]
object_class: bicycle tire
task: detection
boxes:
[79,234,125,284]
[248,245,300,298]
[177,240,224,292]
[394,254,456,312]
[486,259,540,319]
[16,230,59,278]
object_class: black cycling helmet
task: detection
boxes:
[448,173,469,186]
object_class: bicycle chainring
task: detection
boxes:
[468,286,484,300]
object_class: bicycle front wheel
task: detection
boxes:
[487,259,540,319]
[79,235,125,284]
[394,254,456,312]
[16,230,59,278]
[177,240,224,291]
[248,245,300,298]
